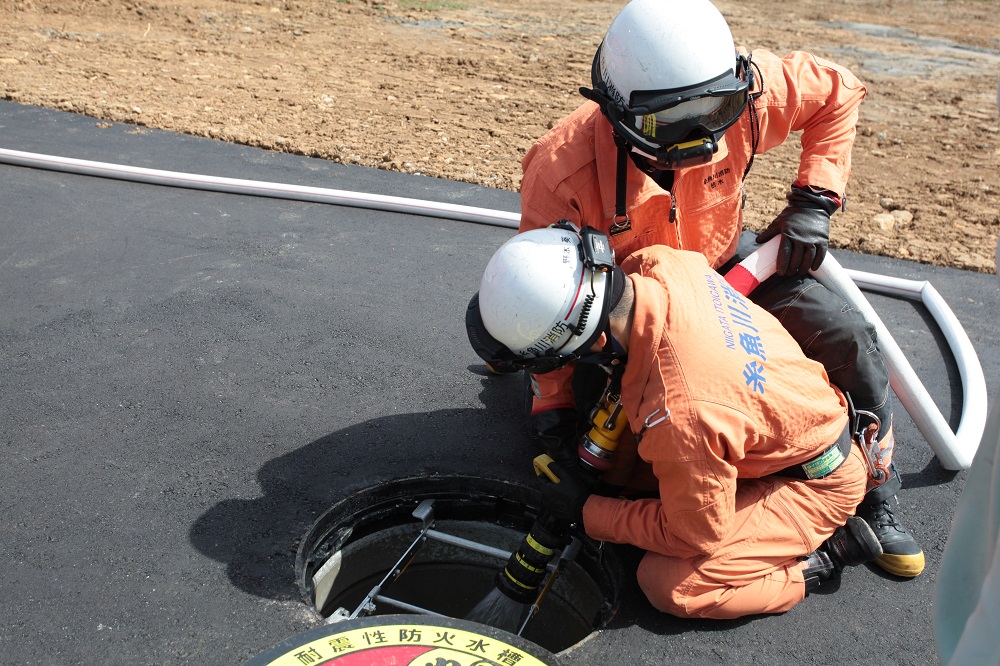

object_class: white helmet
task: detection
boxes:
[466,223,625,373]
[581,0,752,169]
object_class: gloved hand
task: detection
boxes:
[529,408,579,464]
[755,185,840,276]
[539,460,594,526]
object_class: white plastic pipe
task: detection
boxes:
[1,148,986,468]
[0,148,522,229]
[732,237,987,470]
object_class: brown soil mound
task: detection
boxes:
[2,0,998,271]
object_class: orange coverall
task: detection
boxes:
[519,49,867,416]
[580,245,868,619]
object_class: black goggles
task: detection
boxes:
[584,51,752,148]
[623,87,748,147]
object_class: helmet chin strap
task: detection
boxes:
[576,325,626,366]
[654,135,720,169]
[626,132,721,172]
[576,325,627,394]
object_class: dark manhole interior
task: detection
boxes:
[295,475,624,654]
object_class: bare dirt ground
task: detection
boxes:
[2,0,999,272]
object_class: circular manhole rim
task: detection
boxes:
[294,473,624,655]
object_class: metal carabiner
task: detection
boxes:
[852,409,888,483]
[638,408,669,438]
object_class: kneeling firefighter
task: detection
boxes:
[467,223,882,619]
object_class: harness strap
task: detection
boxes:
[610,134,632,236]
[741,56,763,183]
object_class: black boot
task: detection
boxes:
[802,549,839,594]
[803,516,882,594]
[857,494,925,578]
[852,407,926,578]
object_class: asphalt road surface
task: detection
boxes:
[2,100,998,666]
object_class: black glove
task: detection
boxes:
[539,461,594,526]
[529,407,579,464]
[755,185,840,276]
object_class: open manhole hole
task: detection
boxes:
[295,475,624,655]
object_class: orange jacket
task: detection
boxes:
[521,49,866,415]
[581,246,850,558]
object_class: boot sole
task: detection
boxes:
[875,551,925,578]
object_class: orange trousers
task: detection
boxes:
[632,446,868,619]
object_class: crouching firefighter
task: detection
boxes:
[466,223,883,619]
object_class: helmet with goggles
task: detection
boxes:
[581,0,752,170]
[466,222,627,374]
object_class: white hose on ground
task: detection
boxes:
[0,148,522,229]
[0,147,986,469]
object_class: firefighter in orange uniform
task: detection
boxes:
[517,0,923,577]
[467,225,882,618]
